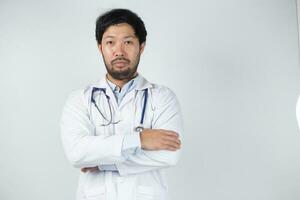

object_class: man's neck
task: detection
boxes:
[106,73,137,89]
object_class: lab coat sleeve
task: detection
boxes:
[115,86,183,176]
[98,134,141,171]
[60,89,126,168]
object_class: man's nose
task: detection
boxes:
[113,43,125,57]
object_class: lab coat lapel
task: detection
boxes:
[118,75,152,110]
[135,75,153,91]
[93,76,119,110]
[118,90,136,110]
[93,74,152,110]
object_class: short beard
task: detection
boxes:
[103,55,140,81]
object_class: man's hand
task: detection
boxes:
[140,129,181,151]
[81,166,99,173]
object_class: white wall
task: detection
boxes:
[1,0,300,199]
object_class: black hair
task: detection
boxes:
[95,8,147,45]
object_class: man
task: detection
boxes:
[61,8,183,200]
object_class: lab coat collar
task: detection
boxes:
[90,73,152,110]
[93,73,153,91]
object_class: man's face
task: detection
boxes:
[98,23,145,80]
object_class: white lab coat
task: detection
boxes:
[60,74,183,200]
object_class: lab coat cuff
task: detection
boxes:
[115,162,128,176]
[96,134,126,165]
[122,133,141,152]
[98,164,118,171]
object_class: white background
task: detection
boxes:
[1,0,300,199]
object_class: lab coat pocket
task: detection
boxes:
[85,186,106,200]
[84,171,106,200]
[136,186,157,200]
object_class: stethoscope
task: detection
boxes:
[91,87,148,132]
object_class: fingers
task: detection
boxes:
[140,129,181,151]
[81,167,99,173]
[81,168,88,173]
[162,134,180,143]
[156,130,181,151]
[159,130,179,137]
[155,135,181,151]
[162,136,181,147]
[162,139,181,150]
[165,145,179,151]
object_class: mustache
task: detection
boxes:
[111,57,130,64]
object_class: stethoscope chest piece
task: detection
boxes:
[135,126,144,133]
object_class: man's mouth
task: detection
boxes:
[113,61,128,64]
[111,58,130,68]
[112,58,130,65]
[114,62,127,68]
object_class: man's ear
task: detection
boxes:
[140,42,146,54]
[97,43,102,55]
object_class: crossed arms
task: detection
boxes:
[60,87,183,176]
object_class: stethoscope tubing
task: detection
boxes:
[91,87,148,127]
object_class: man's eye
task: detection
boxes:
[125,41,132,45]
[106,41,113,45]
